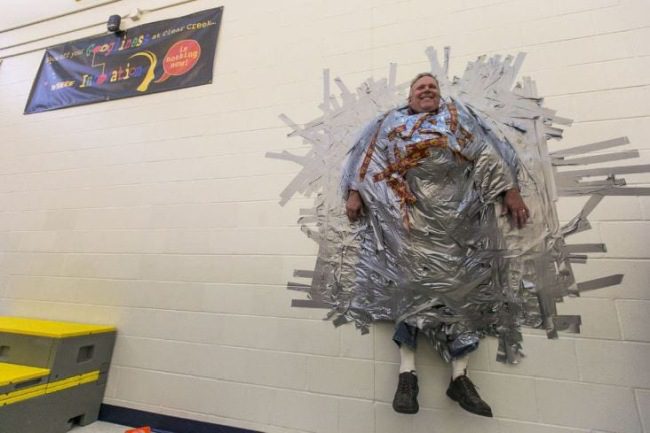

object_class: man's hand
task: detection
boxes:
[346,190,364,221]
[503,188,529,229]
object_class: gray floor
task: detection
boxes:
[70,421,132,432]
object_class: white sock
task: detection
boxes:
[451,354,469,379]
[399,345,416,374]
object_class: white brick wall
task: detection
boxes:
[1,0,649,432]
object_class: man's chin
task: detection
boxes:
[422,103,440,113]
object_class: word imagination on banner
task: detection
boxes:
[25,7,223,114]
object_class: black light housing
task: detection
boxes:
[107,14,121,32]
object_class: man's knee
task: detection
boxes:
[449,332,480,358]
[393,322,418,349]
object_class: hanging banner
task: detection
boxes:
[25,7,223,114]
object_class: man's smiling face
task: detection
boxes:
[408,75,441,114]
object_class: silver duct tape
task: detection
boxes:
[552,116,573,126]
[556,164,650,181]
[265,150,308,165]
[271,47,650,364]
[278,114,303,137]
[443,46,450,77]
[287,282,313,292]
[561,194,604,237]
[560,186,650,196]
[388,63,397,89]
[568,179,627,188]
[580,194,606,217]
[553,150,640,166]
[552,315,582,333]
[551,137,630,158]
[558,184,615,195]
[577,274,624,292]
[546,126,565,139]
[292,299,329,308]
[568,255,588,264]
[565,244,607,253]
[497,331,524,364]
[298,216,318,224]
[321,69,331,112]
[334,77,354,103]
[584,187,650,196]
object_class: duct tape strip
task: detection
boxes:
[443,46,450,77]
[568,255,588,264]
[561,186,650,196]
[569,179,627,188]
[287,282,312,292]
[565,243,607,253]
[322,69,331,112]
[496,341,510,363]
[534,117,559,201]
[576,274,623,292]
[546,126,564,139]
[556,164,650,180]
[332,315,350,327]
[388,63,397,89]
[334,77,355,104]
[496,333,523,364]
[581,194,605,217]
[562,219,591,236]
[494,53,526,92]
[553,150,640,166]
[291,299,329,308]
[298,216,318,224]
[300,226,320,241]
[265,150,307,165]
[551,137,630,158]
[552,116,573,126]
[558,186,615,196]
[278,114,304,138]
[274,170,320,205]
[596,187,650,196]
[552,315,582,333]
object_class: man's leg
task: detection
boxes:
[399,344,416,373]
[392,322,419,414]
[451,354,469,379]
[446,338,493,417]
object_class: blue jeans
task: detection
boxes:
[392,322,418,349]
[392,322,480,358]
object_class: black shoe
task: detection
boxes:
[446,374,493,417]
[392,371,419,414]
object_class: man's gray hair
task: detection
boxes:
[409,72,438,88]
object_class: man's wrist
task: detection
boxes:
[504,187,519,196]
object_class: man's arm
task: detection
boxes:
[453,101,529,228]
[341,116,387,222]
[503,188,529,229]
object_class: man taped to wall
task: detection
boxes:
[268,47,648,419]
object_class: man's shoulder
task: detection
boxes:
[380,105,409,119]
[446,97,474,117]
[360,106,406,130]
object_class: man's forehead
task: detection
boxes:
[412,76,437,87]
[409,73,439,92]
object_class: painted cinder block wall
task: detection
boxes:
[1,0,649,432]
